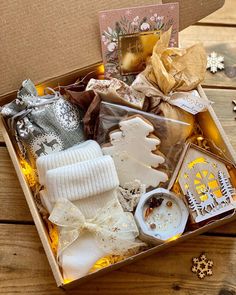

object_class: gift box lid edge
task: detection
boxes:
[0,0,224,98]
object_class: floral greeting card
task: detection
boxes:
[99,3,179,82]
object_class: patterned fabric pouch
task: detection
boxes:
[1,79,85,173]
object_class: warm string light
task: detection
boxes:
[172,182,181,195]
[190,134,231,162]
[36,85,45,96]
[20,159,37,187]
[197,136,204,141]
[193,135,210,150]
[167,234,181,242]
[97,64,105,80]
[20,160,32,175]
[63,278,73,284]
[46,220,59,254]
[97,64,105,75]
[89,255,126,273]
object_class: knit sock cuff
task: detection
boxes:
[46,155,119,202]
[36,140,103,185]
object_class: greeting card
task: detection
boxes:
[99,3,179,82]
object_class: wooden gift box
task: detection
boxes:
[0,0,231,289]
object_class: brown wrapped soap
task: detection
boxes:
[144,28,207,95]
[131,28,208,144]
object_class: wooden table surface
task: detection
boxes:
[1,1,236,294]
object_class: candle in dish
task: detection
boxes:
[135,188,189,244]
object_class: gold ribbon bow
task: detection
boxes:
[49,199,143,258]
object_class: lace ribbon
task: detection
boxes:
[49,199,143,258]
[131,73,211,115]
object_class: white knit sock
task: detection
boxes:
[40,189,120,280]
[61,232,106,280]
[41,189,119,217]
[36,140,102,185]
[37,143,122,280]
[45,155,119,203]
[61,191,124,280]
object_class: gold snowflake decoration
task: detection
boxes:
[192,253,214,279]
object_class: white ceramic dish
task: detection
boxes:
[135,188,189,244]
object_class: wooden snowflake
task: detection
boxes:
[207,52,224,73]
[192,253,213,279]
[232,100,236,112]
[233,100,236,120]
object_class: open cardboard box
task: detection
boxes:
[0,0,233,289]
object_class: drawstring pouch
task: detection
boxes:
[1,79,85,174]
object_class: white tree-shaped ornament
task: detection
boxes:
[218,171,235,203]
[102,116,168,188]
[186,190,201,218]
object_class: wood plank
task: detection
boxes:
[205,88,236,120]
[0,147,32,222]
[192,88,236,235]
[204,88,236,148]
[180,26,236,89]
[0,224,61,295]
[210,220,236,235]
[200,0,236,25]
[0,223,236,295]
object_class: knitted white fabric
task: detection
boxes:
[40,190,121,280]
[36,140,102,185]
[40,189,118,218]
[45,155,119,203]
[61,195,124,280]
[36,140,122,280]
[62,232,105,280]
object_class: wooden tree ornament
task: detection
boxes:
[102,115,168,188]
[177,145,236,223]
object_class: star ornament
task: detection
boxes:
[192,253,214,279]
[207,52,224,73]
